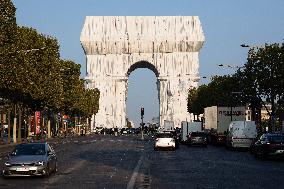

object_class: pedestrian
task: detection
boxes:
[114,126,118,136]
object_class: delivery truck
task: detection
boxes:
[204,106,246,145]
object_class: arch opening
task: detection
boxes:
[126,68,159,128]
[127,61,159,77]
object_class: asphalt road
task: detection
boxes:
[0,134,284,189]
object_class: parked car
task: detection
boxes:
[252,133,284,160]
[154,132,176,150]
[187,132,207,147]
[170,130,181,148]
[2,142,57,177]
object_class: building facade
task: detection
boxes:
[80,16,205,130]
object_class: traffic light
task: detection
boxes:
[141,107,144,117]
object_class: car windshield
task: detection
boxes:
[269,135,284,143]
[11,144,46,156]
[156,133,173,138]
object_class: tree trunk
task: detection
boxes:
[8,109,11,144]
[23,108,27,139]
[18,106,22,143]
[28,115,31,140]
[47,120,51,139]
[13,104,17,144]
[271,95,276,132]
[1,108,4,139]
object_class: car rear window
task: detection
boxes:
[269,135,284,143]
[190,132,205,137]
[156,133,173,138]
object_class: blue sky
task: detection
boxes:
[13,0,284,127]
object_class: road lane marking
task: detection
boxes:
[127,155,144,189]
[43,160,87,189]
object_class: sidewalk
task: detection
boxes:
[0,137,60,150]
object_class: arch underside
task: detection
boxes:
[127,61,159,77]
[81,16,205,130]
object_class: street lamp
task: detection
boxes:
[218,64,244,69]
[240,44,264,49]
[20,47,46,55]
[106,74,128,81]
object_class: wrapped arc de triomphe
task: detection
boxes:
[80,16,205,130]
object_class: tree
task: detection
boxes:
[187,75,244,117]
[240,43,284,132]
[59,59,83,115]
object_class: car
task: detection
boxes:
[169,130,181,148]
[187,132,207,147]
[2,142,57,177]
[252,133,284,160]
[154,132,176,150]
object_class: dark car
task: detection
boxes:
[187,132,207,147]
[169,130,181,148]
[2,142,57,177]
[252,133,284,160]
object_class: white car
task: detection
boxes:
[154,132,176,150]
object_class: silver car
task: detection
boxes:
[2,142,57,177]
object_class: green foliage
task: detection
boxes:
[126,118,132,128]
[187,75,244,115]
[240,43,284,130]
[0,26,64,111]
[59,59,100,118]
[0,0,16,47]
[0,0,100,136]
[188,42,284,131]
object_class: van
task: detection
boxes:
[226,121,257,148]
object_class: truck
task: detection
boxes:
[181,121,202,142]
[163,120,174,131]
[226,121,257,148]
[204,106,246,145]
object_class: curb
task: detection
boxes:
[0,137,58,149]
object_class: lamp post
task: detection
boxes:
[218,64,244,69]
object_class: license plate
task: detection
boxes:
[16,167,29,171]
[276,150,284,153]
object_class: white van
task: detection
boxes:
[226,121,257,148]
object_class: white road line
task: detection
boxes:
[126,155,144,189]
[43,160,87,189]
